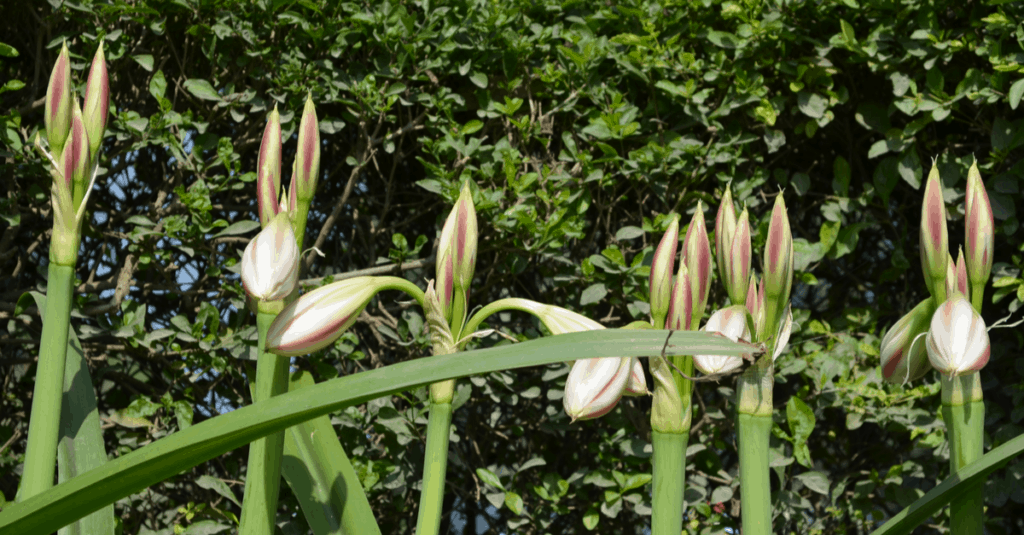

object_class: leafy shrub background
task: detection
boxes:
[2,0,1024,533]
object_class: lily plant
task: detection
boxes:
[20,42,109,502]
[879,160,993,535]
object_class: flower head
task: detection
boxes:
[650,214,680,328]
[880,299,934,383]
[256,106,283,227]
[241,213,299,302]
[45,43,73,157]
[920,163,948,301]
[693,306,752,375]
[563,356,633,421]
[267,277,382,357]
[83,42,109,158]
[925,294,990,377]
[965,160,994,297]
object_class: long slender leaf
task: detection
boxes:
[0,329,753,535]
[870,432,1024,535]
[282,371,381,535]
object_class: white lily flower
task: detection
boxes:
[926,294,990,377]
[241,213,299,302]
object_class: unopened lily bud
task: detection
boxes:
[563,355,632,421]
[954,248,968,298]
[724,209,752,305]
[745,274,762,329]
[650,214,680,328]
[82,42,109,158]
[665,265,692,331]
[920,163,948,301]
[965,161,994,298]
[772,306,793,361]
[257,106,282,227]
[45,42,73,157]
[693,305,751,375]
[926,294,990,377]
[289,94,321,206]
[241,213,299,302]
[64,103,91,208]
[684,203,712,324]
[435,181,478,326]
[880,299,934,383]
[715,185,737,284]
[763,195,794,309]
[624,357,649,396]
[267,276,382,356]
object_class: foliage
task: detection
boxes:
[1,0,1023,533]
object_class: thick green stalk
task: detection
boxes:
[651,430,687,534]
[414,401,453,535]
[941,373,984,535]
[239,310,291,534]
[737,361,773,535]
[20,263,75,501]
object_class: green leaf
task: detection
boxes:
[580,283,608,306]
[195,476,239,507]
[794,471,830,495]
[281,371,381,535]
[149,70,167,101]
[504,492,523,515]
[183,79,223,102]
[615,226,644,240]
[211,220,260,238]
[0,330,756,534]
[1010,79,1024,110]
[583,506,600,530]
[0,79,24,94]
[833,156,851,196]
[469,72,488,88]
[706,30,740,49]
[797,92,827,119]
[787,396,816,467]
[132,54,154,72]
[870,433,1024,535]
[0,42,17,57]
[476,468,504,490]
[840,19,856,45]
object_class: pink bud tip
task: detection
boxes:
[257,107,283,227]
[920,163,948,300]
[684,203,712,324]
[45,43,73,157]
[650,214,680,328]
[965,160,994,291]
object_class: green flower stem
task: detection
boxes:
[737,361,773,535]
[414,400,453,535]
[239,309,290,534]
[376,276,426,309]
[941,373,984,535]
[20,263,75,501]
[651,430,687,534]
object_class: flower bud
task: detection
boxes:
[563,355,632,421]
[724,209,752,305]
[763,194,793,308]
[684,203,712,325]
[257,106,283,227]
[289,94,321,206]
[925,294,990,377]
[267,276,383,357]
[241,213,300,302]
[83,42,109,158]
[45,42,73,157]
[665,265,692,331]
[435,182,477,325]
[954,248,968,298]
[650,214,680,328]
[772,306,793,361]
[745,274,762,329]
[880,299,934,383]
[64,103,91,208]
[965,160,994,296]
[624,357,649,396]
[715,185,737,285]
[920,163,948,301]
[693,305,752,375]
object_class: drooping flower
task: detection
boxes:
[693,306,752,375]
[563,356,634,421]
[241,213,299,302]
[925,294,990,377]
[266,276,383,357]
[880,299,934,383]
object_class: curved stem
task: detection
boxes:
[376,276,426,309]
[414,401,453,535]
[461,298,543,343]
[239,312,290,534]
[20,263,75,500]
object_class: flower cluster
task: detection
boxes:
[880,162,993,382]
